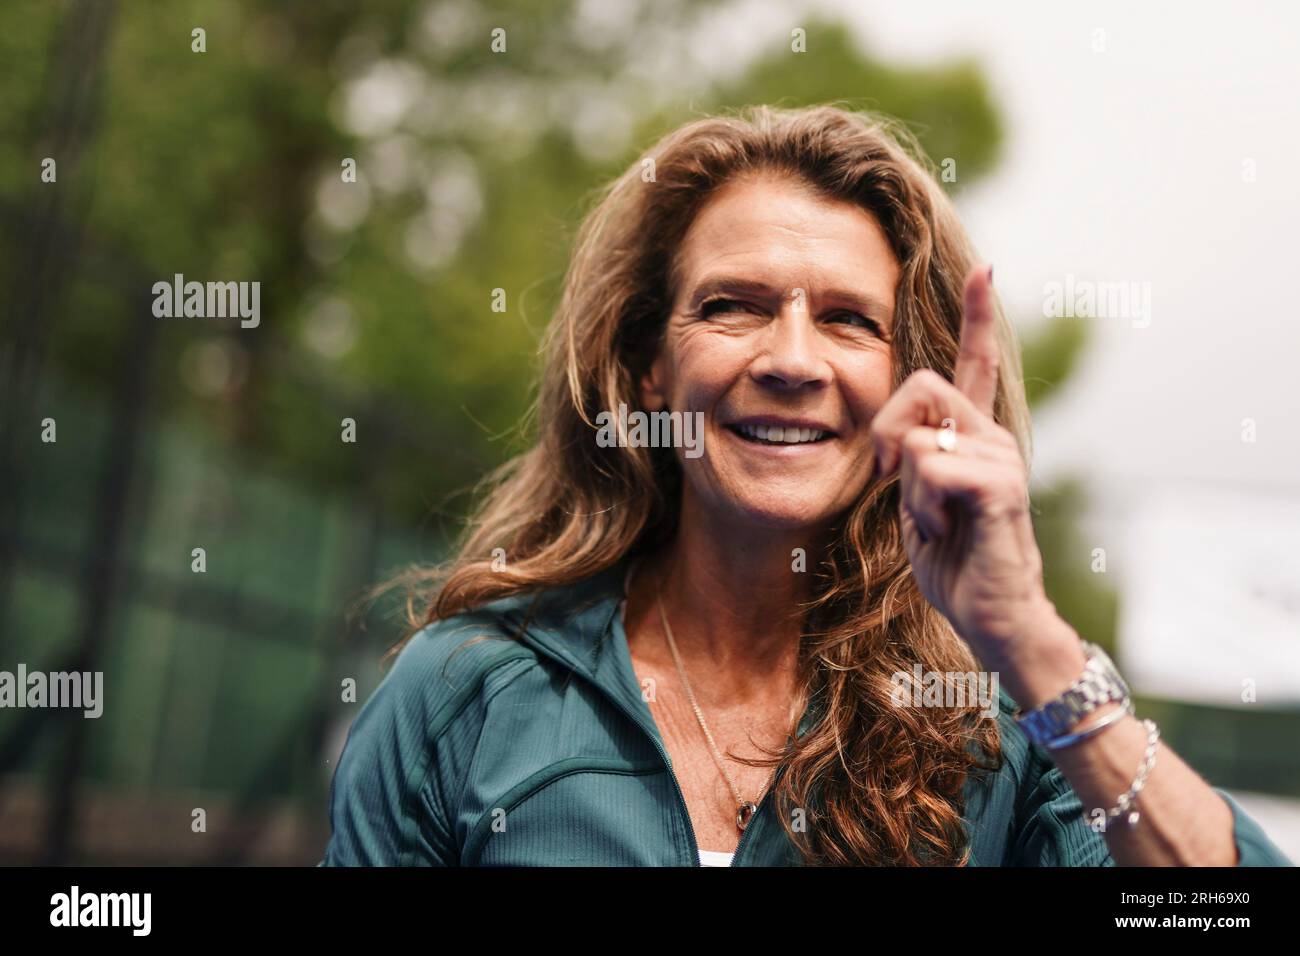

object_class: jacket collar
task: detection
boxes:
[484,554,647,727]
[484,555,823,741]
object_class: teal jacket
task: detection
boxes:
[320,557,1293,866]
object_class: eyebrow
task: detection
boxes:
[684,275,894,325]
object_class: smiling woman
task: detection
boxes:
[640,170,900,536]
[321,104,1292,867]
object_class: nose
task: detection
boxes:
[748,306,831,391]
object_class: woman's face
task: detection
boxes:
[641,172,900,534]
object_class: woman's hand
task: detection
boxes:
[869,264,1057,669]
[869,266,1255,867]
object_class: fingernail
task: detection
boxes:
[987,264,994,285]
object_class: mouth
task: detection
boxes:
[726,422,835,446]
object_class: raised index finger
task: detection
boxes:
[954,264,999,418]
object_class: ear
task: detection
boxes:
[638,353,669,413]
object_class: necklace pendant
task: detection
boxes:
[737,801,759,831]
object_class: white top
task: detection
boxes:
[619,590,738,869]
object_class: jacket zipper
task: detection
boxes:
[604,687,703,867]
[509,617,703,867]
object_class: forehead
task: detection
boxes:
[669,173,900,307]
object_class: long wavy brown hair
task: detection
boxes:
[384,103,1034,865]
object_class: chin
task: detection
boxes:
[721,494,839,533]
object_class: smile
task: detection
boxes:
[728,423,832,445]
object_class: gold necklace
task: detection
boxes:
[652,575,799,832]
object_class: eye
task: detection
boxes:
[699,297,752,318]
[827,310,885,336]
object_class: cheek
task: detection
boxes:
[666,330,749,404]
[836,352,894,427]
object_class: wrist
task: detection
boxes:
[1011,636,1136,752]
[989,605,1090,711]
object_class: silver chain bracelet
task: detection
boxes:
[1085,717,1160,834]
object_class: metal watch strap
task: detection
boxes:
[1013,641,1132,748]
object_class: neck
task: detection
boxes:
[628,491,832,704]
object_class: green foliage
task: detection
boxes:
[1020,314,1089,407]
[1018,311,1113,647]
[0,0,64,186]
[709,18,1002,190]
[3,0,1008,523]
[1030,475,1119,656]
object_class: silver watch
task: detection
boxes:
[1013,641,1132,749]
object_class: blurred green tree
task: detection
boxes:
[3,3,1009,513]
[0,0,1112,646]
[0,0,1112,643]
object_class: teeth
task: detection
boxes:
[737,424,826,444]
